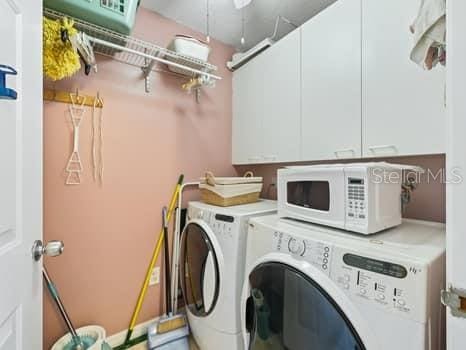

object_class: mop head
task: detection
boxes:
[147,322,190,350]
[43,16,81,81]
[157,314,187,334]
[63,335,96,350]
[52,325,106,350]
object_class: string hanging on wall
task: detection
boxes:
[206,0,211,43]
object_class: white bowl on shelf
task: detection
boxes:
[167,35,211,62]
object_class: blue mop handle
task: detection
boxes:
[43,267,81,342]
[0,64,18,100]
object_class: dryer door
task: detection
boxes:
[180,221,220,317]
[245,262,366,350]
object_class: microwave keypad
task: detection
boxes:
[348,183,366,219]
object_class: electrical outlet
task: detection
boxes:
[149,266,160,286]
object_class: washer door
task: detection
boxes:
[180,221,220,317]
[245,262,366,350]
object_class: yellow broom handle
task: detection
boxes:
[127,176,184,333]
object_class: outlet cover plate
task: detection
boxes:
[149,266,160,286]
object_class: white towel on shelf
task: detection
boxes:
[410,0,446,70]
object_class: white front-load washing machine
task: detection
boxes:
[180,200,276,350]
[241,215,446,350]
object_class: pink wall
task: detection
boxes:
[235,154,446,223]
[43,8,235,349]
[43,8,446,348]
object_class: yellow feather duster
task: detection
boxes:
[43,17,81,81]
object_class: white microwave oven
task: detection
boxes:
[278,163,421,235]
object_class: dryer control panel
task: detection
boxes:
[211,213,236,238]
[271,230,429,323]
[189,208,238,239]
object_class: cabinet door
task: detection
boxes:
[232,56,264,164]
[362,0,446,157]
[301,0,362,161]
[260,28,302,163]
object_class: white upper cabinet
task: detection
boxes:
[362,0,446,157]
[232,28,301,164]
[260,28,301,163]
[301,0,362,161]
[232,0,446,165]
[232,55,264,164]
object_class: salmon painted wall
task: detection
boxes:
[43,8,235,348]
[235,154,446,223]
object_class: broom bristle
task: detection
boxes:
[157,315,187,334]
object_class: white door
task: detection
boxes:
[445,0,466,348]
[0,1,43,349]
[362,0,445,157]
[301,0,362,161]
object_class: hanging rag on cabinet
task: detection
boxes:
[410,0,446,70]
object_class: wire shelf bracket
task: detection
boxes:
[142,52,157,93]
[44,8,222,94]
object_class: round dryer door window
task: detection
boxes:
[180,222,220,317]
[245,262,365,350]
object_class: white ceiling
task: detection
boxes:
[141,0,336,51]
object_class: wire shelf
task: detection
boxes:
[43,8,220,80]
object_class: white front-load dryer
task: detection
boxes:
[180,200,276,350]
[241,215,446,350]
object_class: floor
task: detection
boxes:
[126,337,199,349]
[190,337,200,350]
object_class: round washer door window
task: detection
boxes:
[180,222,220,317]
[245,262,366,350]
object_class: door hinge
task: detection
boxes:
[441,286,466,318]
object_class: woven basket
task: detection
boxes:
[200,189,261,207]
[199,171,262,207]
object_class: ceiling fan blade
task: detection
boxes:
[233,0,252,9]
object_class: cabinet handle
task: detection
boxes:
[334,149,356,158]
[248,156,262,163]
[263,155,277,161]
[368,145,398,155]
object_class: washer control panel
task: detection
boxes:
[270,229,428,323]
[332,248,427,323]
[272,231,332,275]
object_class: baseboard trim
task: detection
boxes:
[105,317,159,348]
